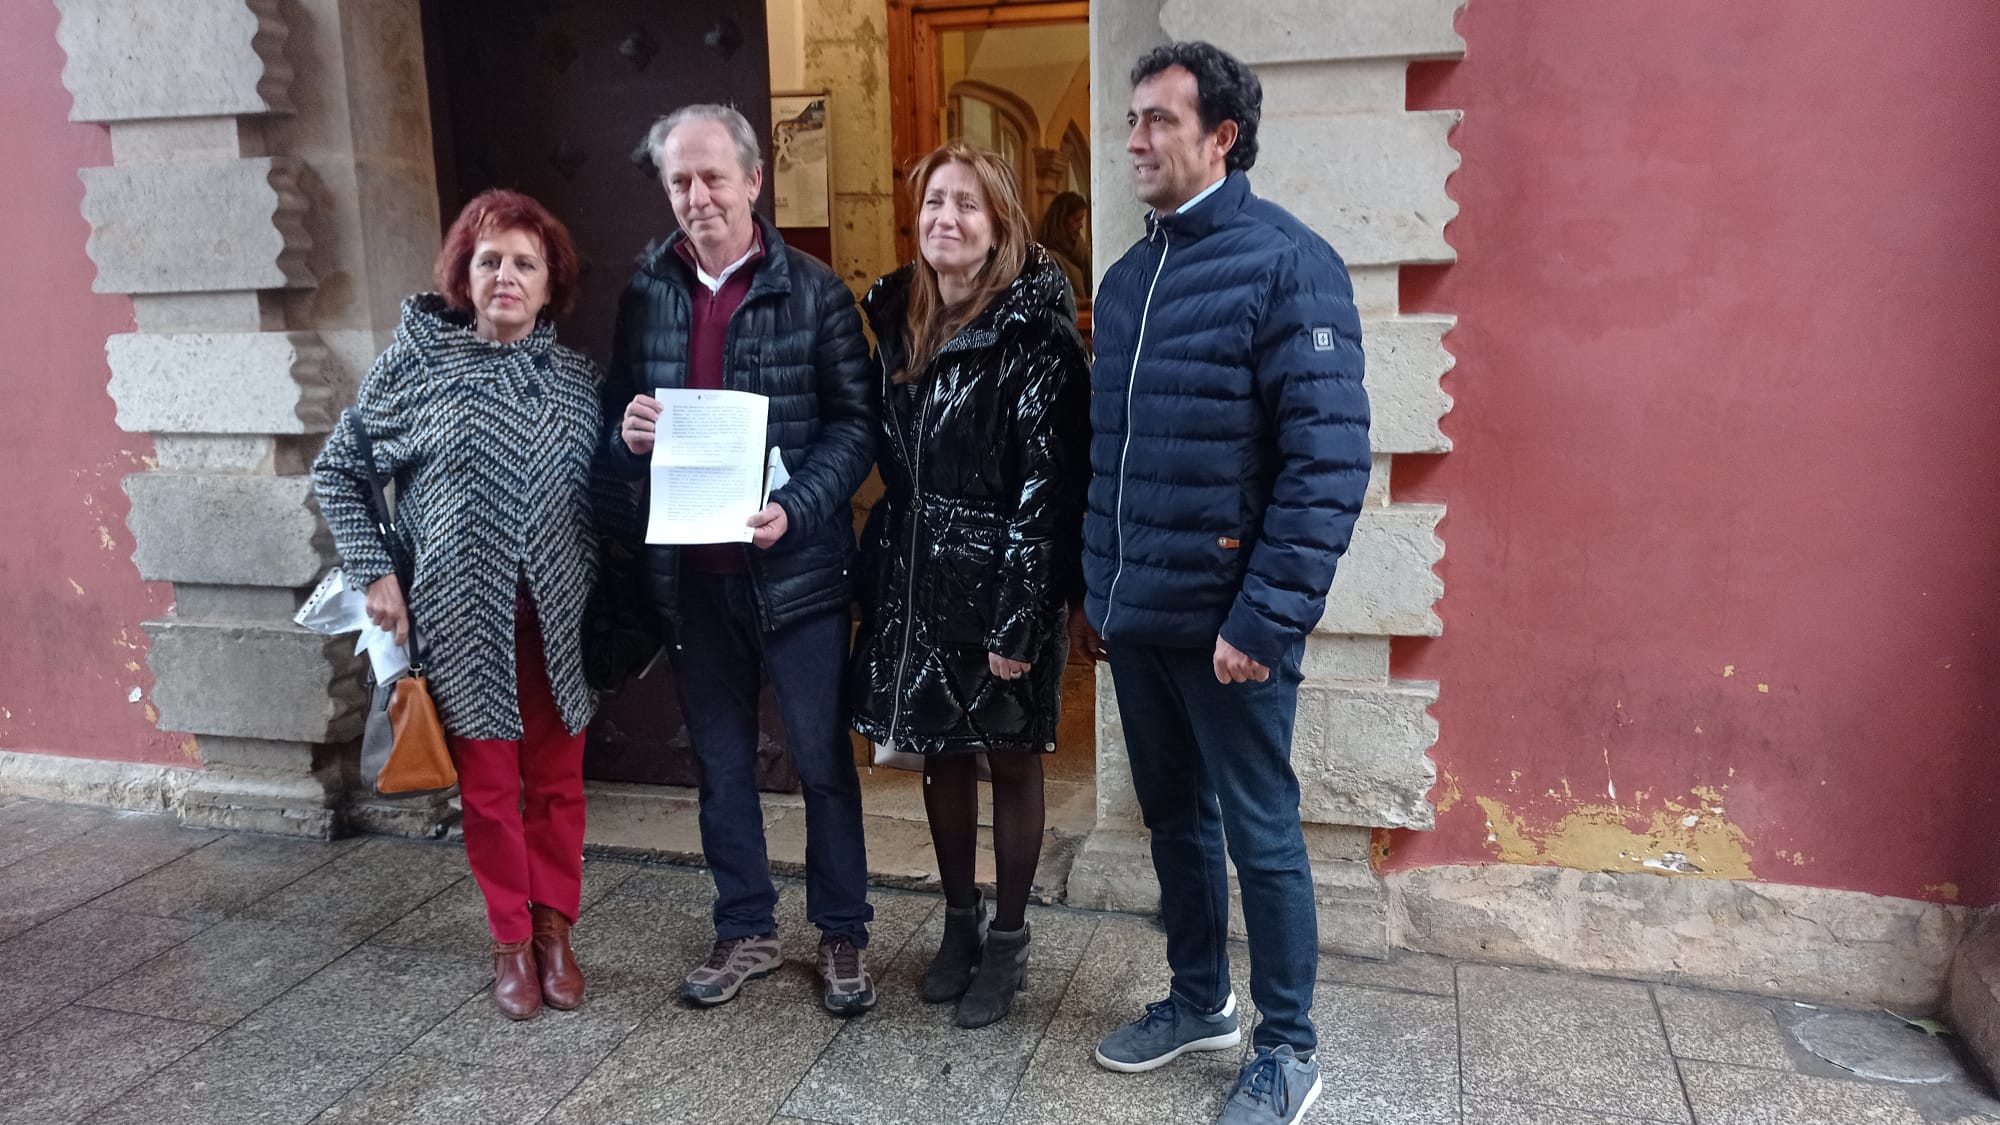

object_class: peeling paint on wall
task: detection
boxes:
[1431,769,1462,813]
[1475,788,1756,880]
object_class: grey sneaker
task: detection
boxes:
[1216,1045,1322,1125]
[681,934,780,1006]
[817,936,877,1016]
[1094,993,1241,1073]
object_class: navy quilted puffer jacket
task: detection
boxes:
[1082,173,1370,667]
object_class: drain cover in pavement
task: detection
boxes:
[1791,1011,1959,1084]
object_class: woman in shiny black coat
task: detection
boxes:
[850,143,1089,1028]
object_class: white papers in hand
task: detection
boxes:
[357,626,411,682]
[645,388,771,545]
[293,567,411,681]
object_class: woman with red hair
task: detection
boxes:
[313,189,601,1019]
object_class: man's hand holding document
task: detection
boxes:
[640,388,788,545]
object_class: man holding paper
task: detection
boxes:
[607,104,879,1015]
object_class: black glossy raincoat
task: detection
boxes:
[850,246,1090,754]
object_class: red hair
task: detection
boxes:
[433,189,581,316]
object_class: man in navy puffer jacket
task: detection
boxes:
[1080,42,1369,1125]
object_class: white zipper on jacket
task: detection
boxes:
[886,383,935,745]
[1102,225,1172,636]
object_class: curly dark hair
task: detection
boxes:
[1130,41,1262,174]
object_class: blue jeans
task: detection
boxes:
[1108,639,1317,1053]
[672,573,873,946]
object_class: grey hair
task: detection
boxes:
[637,104,763,177]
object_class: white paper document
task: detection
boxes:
[645,388,773,545]
[293,566,411,682]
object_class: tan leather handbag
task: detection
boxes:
[348,407,458,798]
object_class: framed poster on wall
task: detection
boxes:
[770,91,831,228]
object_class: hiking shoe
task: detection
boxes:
[681,934,780,1006]
[1094,993,1241,1073]
[1216,1045,1322,1124]
[817,935,877,1016]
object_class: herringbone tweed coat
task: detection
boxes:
[312,294,602,739]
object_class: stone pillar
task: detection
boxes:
[56,0,446,836]
[1949,908,2000,1087]
[1068,0,1463,958]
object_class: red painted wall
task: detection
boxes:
[1391,0,2000,906]
[0,2,190,766]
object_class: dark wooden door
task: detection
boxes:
[424,0,800,790]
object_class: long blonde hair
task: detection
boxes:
[896,142,1031,383]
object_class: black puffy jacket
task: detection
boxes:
[850,247,1091,753]
[604,216,876,633]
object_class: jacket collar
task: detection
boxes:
[396,292,558,362]
[1145,171,1251,243]
[643,212,794,302]
[862,244,1074,359]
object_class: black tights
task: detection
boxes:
[922,752,1045,933]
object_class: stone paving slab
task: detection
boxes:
[0,1005,217,1125]
[93,831,366,923]
[78,918,358,1026]
[407,967,674,1078]
[1459,963,1693,1124]
[237,837,467,937]
[1680,1060,1930,1125]
[0,815,218,938]
[1461,1098,1683,1124]
[1655,985,1800,1072]
[318,1054,578,1125]
[0,803,1977,1125]
[545,990,841,1125]
[0,905,206,1038]
[91,1024,382,1125]
[0,800,118,867]
[1306,980,1460,1123]
[234,944,492,1057]
[1003,1034,1247,1125]
[779,904,1100,1125]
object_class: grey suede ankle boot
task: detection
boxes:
[954,921,1030,1028]
[920,896,988,1003]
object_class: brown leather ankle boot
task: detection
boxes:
[492,938,542,1020]
[531,904,585,1010]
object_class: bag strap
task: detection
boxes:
[343,406,423,668]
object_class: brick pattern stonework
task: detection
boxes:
[1067,0,1462,958]
[54,0,448,837]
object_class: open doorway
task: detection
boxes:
[420,0,803,794]
[890,1,1092,325]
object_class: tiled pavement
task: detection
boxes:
[0,799,1992,1124]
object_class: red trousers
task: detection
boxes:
[447,596,587,944]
